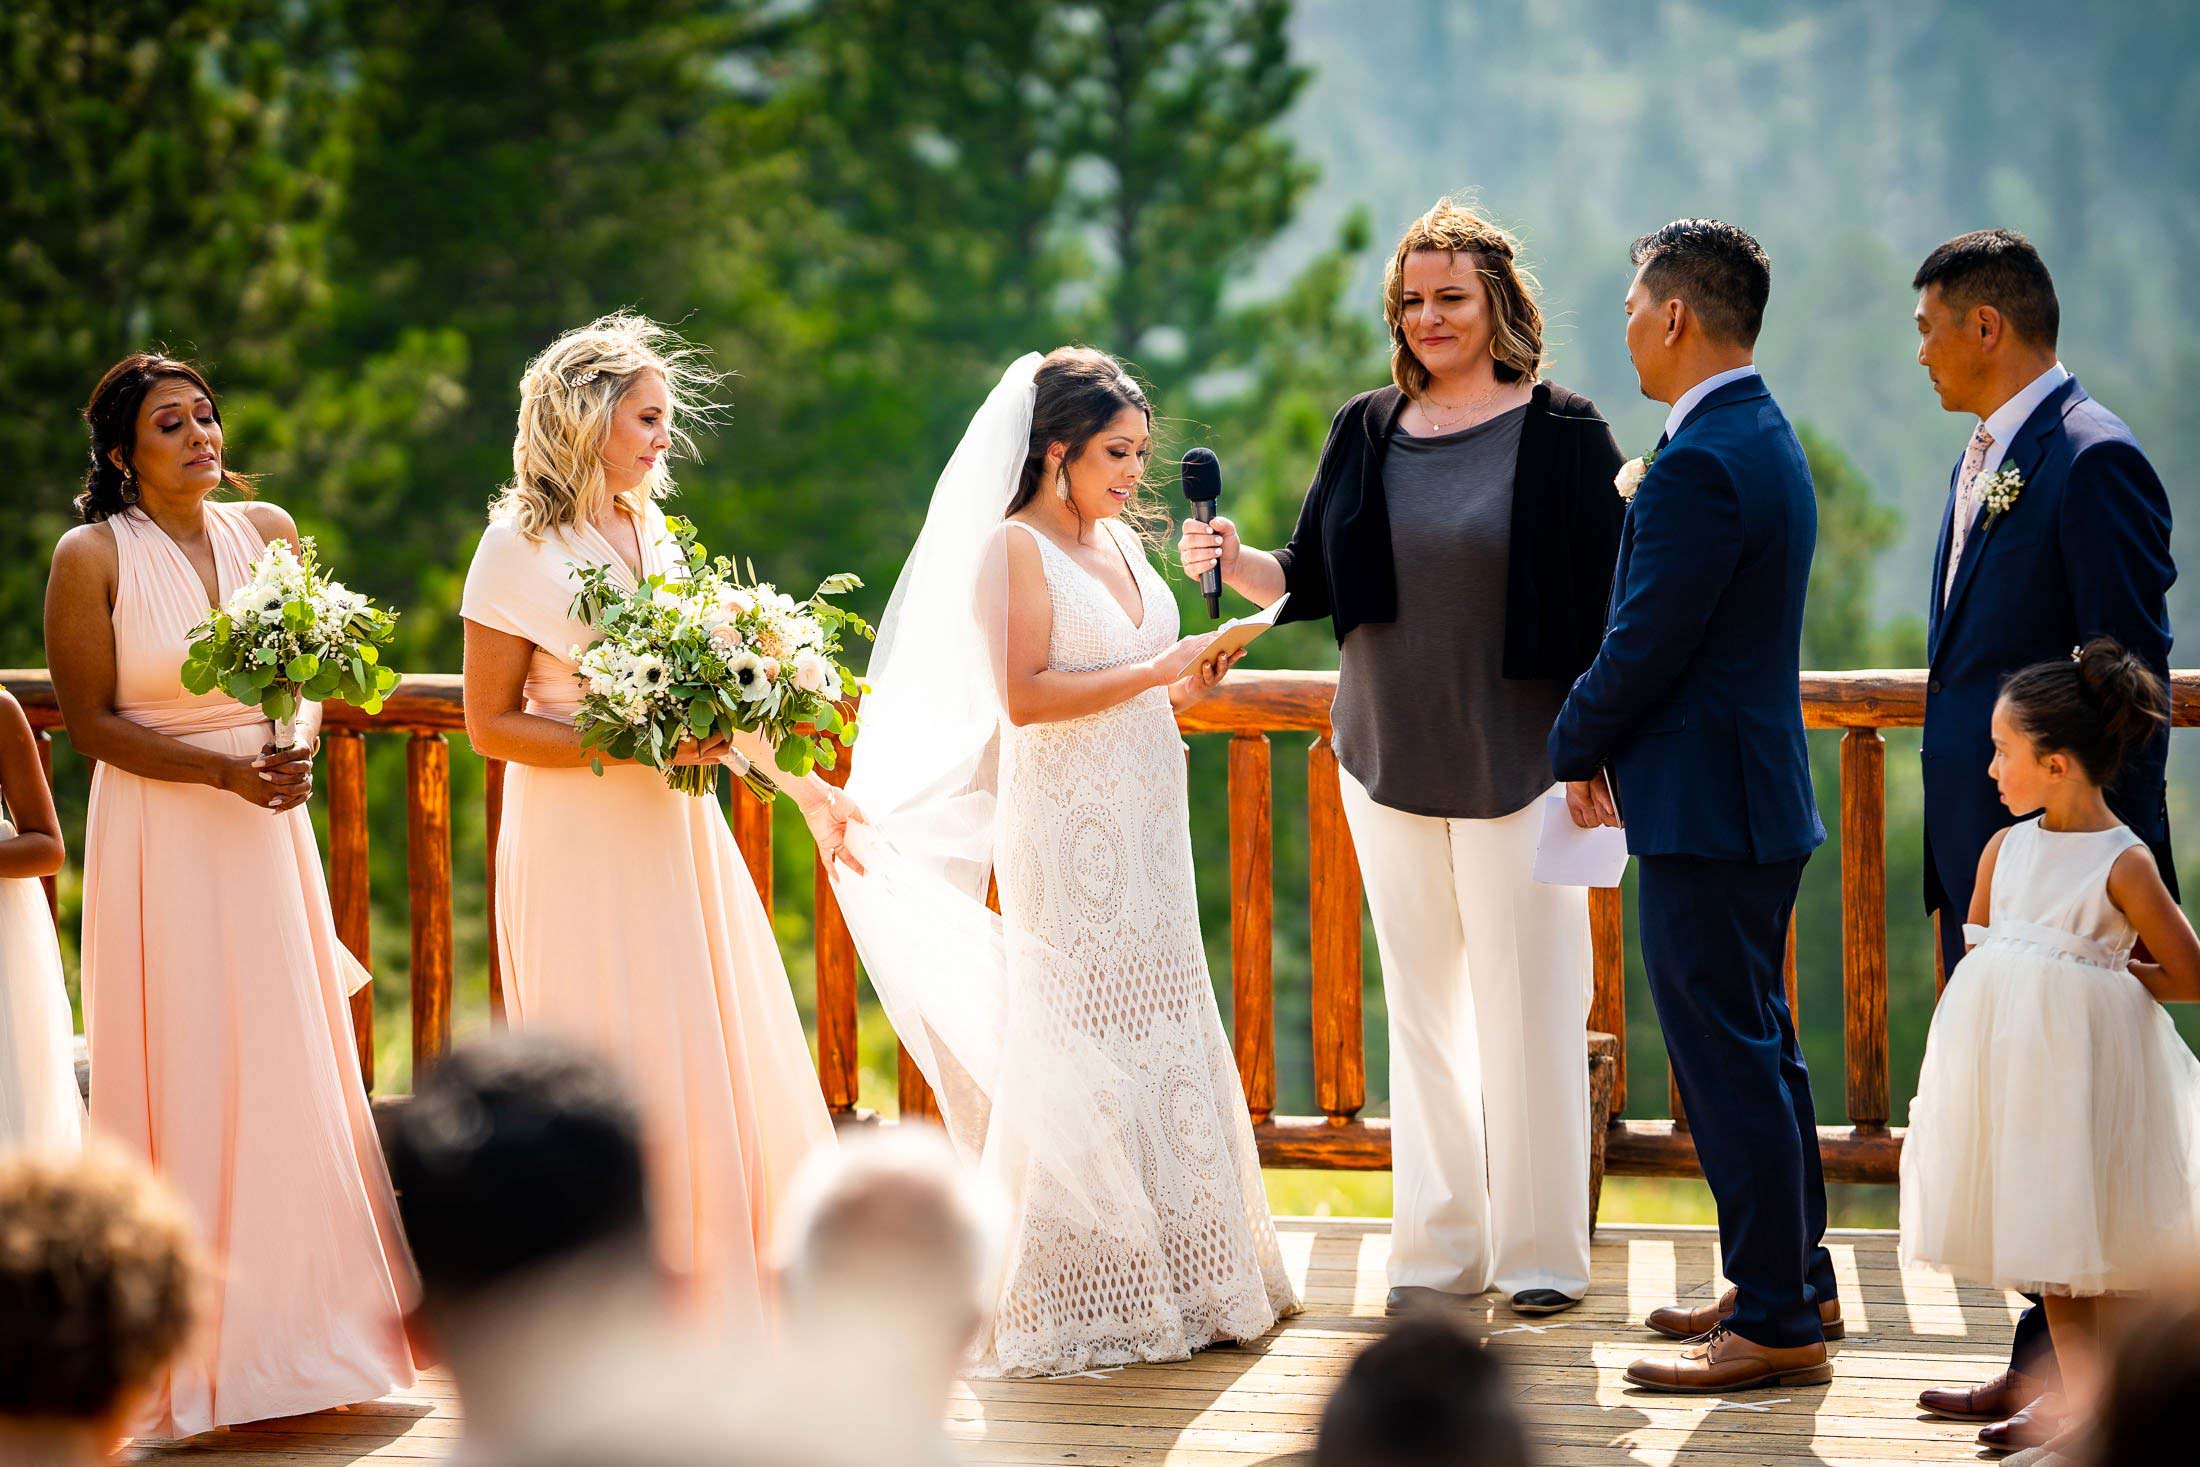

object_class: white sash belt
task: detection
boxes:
[1963,919,2130,972]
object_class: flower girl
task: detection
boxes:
[0,687,83,1149]
[1902,639,2200,1430]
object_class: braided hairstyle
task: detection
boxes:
[1998,637,2170,786]
[78,353,254,522]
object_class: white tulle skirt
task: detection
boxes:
[1900,936,2200,1296]
[0,853,83,1151]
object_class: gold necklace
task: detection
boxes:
[1418,379,1505,431]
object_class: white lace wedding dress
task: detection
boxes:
[973,520,1298,1374]
[828,354,1297,1378]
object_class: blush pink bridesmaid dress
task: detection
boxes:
[79,503,415,1439]
[461,499,834,1329]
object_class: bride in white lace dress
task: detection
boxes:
[830,348,1299,1376]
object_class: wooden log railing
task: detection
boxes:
[11,667,2196,1186]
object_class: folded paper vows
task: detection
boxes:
[1532,792,1630,888]
[1176,594,1289,678]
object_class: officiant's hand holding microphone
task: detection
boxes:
[1177,448,1289,610]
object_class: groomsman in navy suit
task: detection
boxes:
[1906,229,2176,1452]
[1550,220,1837,1392]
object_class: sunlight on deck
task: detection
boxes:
[134,1220,2027,1466]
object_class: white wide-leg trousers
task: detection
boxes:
[1339,770,1594,1298]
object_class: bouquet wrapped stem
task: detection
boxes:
[181,538,400,752]
[569,516,870,799]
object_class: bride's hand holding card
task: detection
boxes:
[1173,594,1290,679]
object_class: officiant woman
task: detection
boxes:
[1177,199,1623,1315]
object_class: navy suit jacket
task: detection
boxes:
[1922,374,2177,915]
[1549,375,1826,864]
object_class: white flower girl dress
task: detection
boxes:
[1901,817,2200,1295]
[0,815,84,1149]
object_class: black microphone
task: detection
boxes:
[1180,447,1223,620]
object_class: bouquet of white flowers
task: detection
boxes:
[180,538,401,748]
[568,516,870,799]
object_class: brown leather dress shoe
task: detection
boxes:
[1625,1324,1832,1393]
[1917,1369,2047,1423]
[1977,1394,2064,1453]
[1644,1287,1845,1341]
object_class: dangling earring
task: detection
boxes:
[1056,467,1072,502]
[121,468,139,505]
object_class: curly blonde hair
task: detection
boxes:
[494,312,724,539]
[0,1146,204,1421]
[1383,199,1544,398]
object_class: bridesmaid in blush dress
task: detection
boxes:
[44,355,413,1438]
[461,314,860,1329]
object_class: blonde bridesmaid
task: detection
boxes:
[43,355,414,1438]
[460,313,859,1328]
[0,685,82,1150]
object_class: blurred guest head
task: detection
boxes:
[0,1146,203,1465]
[1316,1315,1534,1467]
[1624,217,1770,403]
[386,1033,653,1314]
[384,1035,667,1456]
[1912,229,2061,416]
[1384,198,1544,399]
[2084,1288,2200,1466]
[79,352,256,522]
[776,1123,999,1374]
[771,1123,999,1467]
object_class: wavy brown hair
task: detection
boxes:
[1005,346,1167,547]
[1383,199,1544,398]
[79,354,257,522]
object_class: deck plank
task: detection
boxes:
[128,1221,2017,1466]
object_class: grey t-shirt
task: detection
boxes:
[1330,405,1566,820]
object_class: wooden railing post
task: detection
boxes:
[1587,886,1626,1112]
[407,732,454,1073]
[1785,911,1801,1022]
[327,730,374,1089]
[1841,727,1889,1129]
[1229,732,1276,1123]
[483,758,506,1025]
[34,728,58,922]
[13,663,2166,1185]
[1932,911,1948,999]
[812,756,861,1118]
[1307,736,1364,1126]
[732,780,773,918]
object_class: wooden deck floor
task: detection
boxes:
[134,1220,2024,1466]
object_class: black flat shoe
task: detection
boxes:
[1510,1288,1582,1316]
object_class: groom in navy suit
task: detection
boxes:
[1550,220,1836,1392]
[1907,229,2176,1451]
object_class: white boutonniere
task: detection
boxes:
[1615,448,1658,502]
[1976,463,2024,522]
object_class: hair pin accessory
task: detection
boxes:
[567,368,603,390]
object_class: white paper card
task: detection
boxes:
[1531,793,1630,888]
[1176,594,1290,678]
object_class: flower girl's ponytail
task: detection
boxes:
[2000,637,2170,786]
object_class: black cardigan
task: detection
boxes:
[1273,381,1626,683]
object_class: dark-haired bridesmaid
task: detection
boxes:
[44,355,413,1439]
